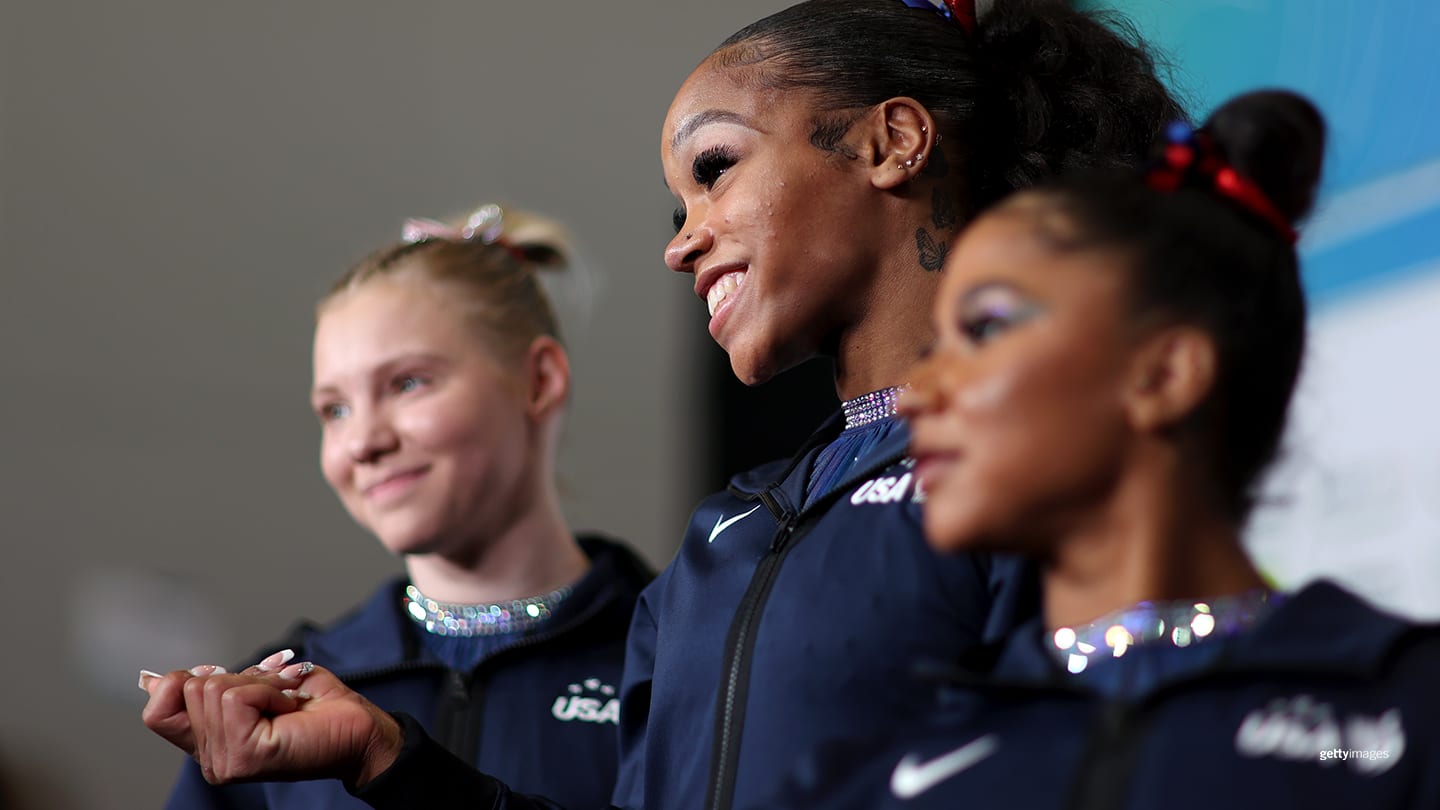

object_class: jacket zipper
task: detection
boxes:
[437,669,482,763]
[704,446,907,810]
[705,496,798,810]
[1065,699,1147,810]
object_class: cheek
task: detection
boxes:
[397,389,493,452]
[962,348,1119,450]
[937,354,1126,533]
[318,433,350,492]
[406,391,527,472]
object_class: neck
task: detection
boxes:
[404,484,588,604]
[1041,452,1265,631]
[832,248,942,401]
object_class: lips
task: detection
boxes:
[361,466,429,501]
[908,430,962,492]
[695,263,749,318]
[705,270,746,317]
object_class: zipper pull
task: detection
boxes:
[768,516,798,552]
[447,670,469,705]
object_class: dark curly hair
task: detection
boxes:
[712,0,1186,215]
[1028,90,1326,520]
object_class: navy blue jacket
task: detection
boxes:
[164,535,653,810]
[353,413,1037,810]
[766,581,1440,810]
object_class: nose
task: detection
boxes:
[346,408,399,464]
[664,216,712,274]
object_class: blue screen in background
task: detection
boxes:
[1084,0,1440,616]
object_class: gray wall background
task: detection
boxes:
[0,2,783,806]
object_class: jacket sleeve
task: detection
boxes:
[351,713,576,810]
[163,757,267,809]
[608,582,659,810]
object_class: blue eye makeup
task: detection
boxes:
[957,285,1043,346]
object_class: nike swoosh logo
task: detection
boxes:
[890,735,998,799]
[707,505,762,544]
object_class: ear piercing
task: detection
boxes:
[899,125,934,170]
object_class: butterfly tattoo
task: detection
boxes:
[916,228,949,272]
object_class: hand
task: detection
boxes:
[140,651,404,789]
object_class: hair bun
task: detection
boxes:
[455,204,597,340]
[970,0,1186,206]
[1203,90,1325,226]
[450,205,573,274]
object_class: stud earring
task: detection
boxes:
[903,157,916,169]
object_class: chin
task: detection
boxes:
[920,495,1002,555]
[371,518,446,557]
[921,511,974,554]
[726,337,810,387]
[728,353,779,387]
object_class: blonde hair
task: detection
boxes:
[321,205,572,361]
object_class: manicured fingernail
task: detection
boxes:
[277,661,315,681]
[256,649,295,671]
[281,689,313,700]
[138,669,163,691]
[188,665,228,676]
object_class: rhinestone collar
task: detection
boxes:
[403,584,572,638]
[842,385,906,430]
[1049,588,1278,675]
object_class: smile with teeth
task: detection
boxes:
[706,271,746,317]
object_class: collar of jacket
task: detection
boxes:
[292,534,653,678]
[725,409,914,513]
[924,580,1439,696]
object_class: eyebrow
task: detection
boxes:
[670,109,752,151]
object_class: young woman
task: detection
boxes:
[141,1,1183,806]
[772,90,1440,809]
[151,204,654,810]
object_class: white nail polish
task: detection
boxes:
[138,669,163,691]
[257,648,296,671]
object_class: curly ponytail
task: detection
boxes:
[712,0,1184,214]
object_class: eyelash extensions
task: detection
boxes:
[673,145,742,233]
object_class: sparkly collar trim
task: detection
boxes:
[1048,588,1279,675]
[403,583,572,638]
[841,385,906,430]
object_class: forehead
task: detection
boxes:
[940,201,1128,309]
[314,277,475,367]
[662,58,807,150]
